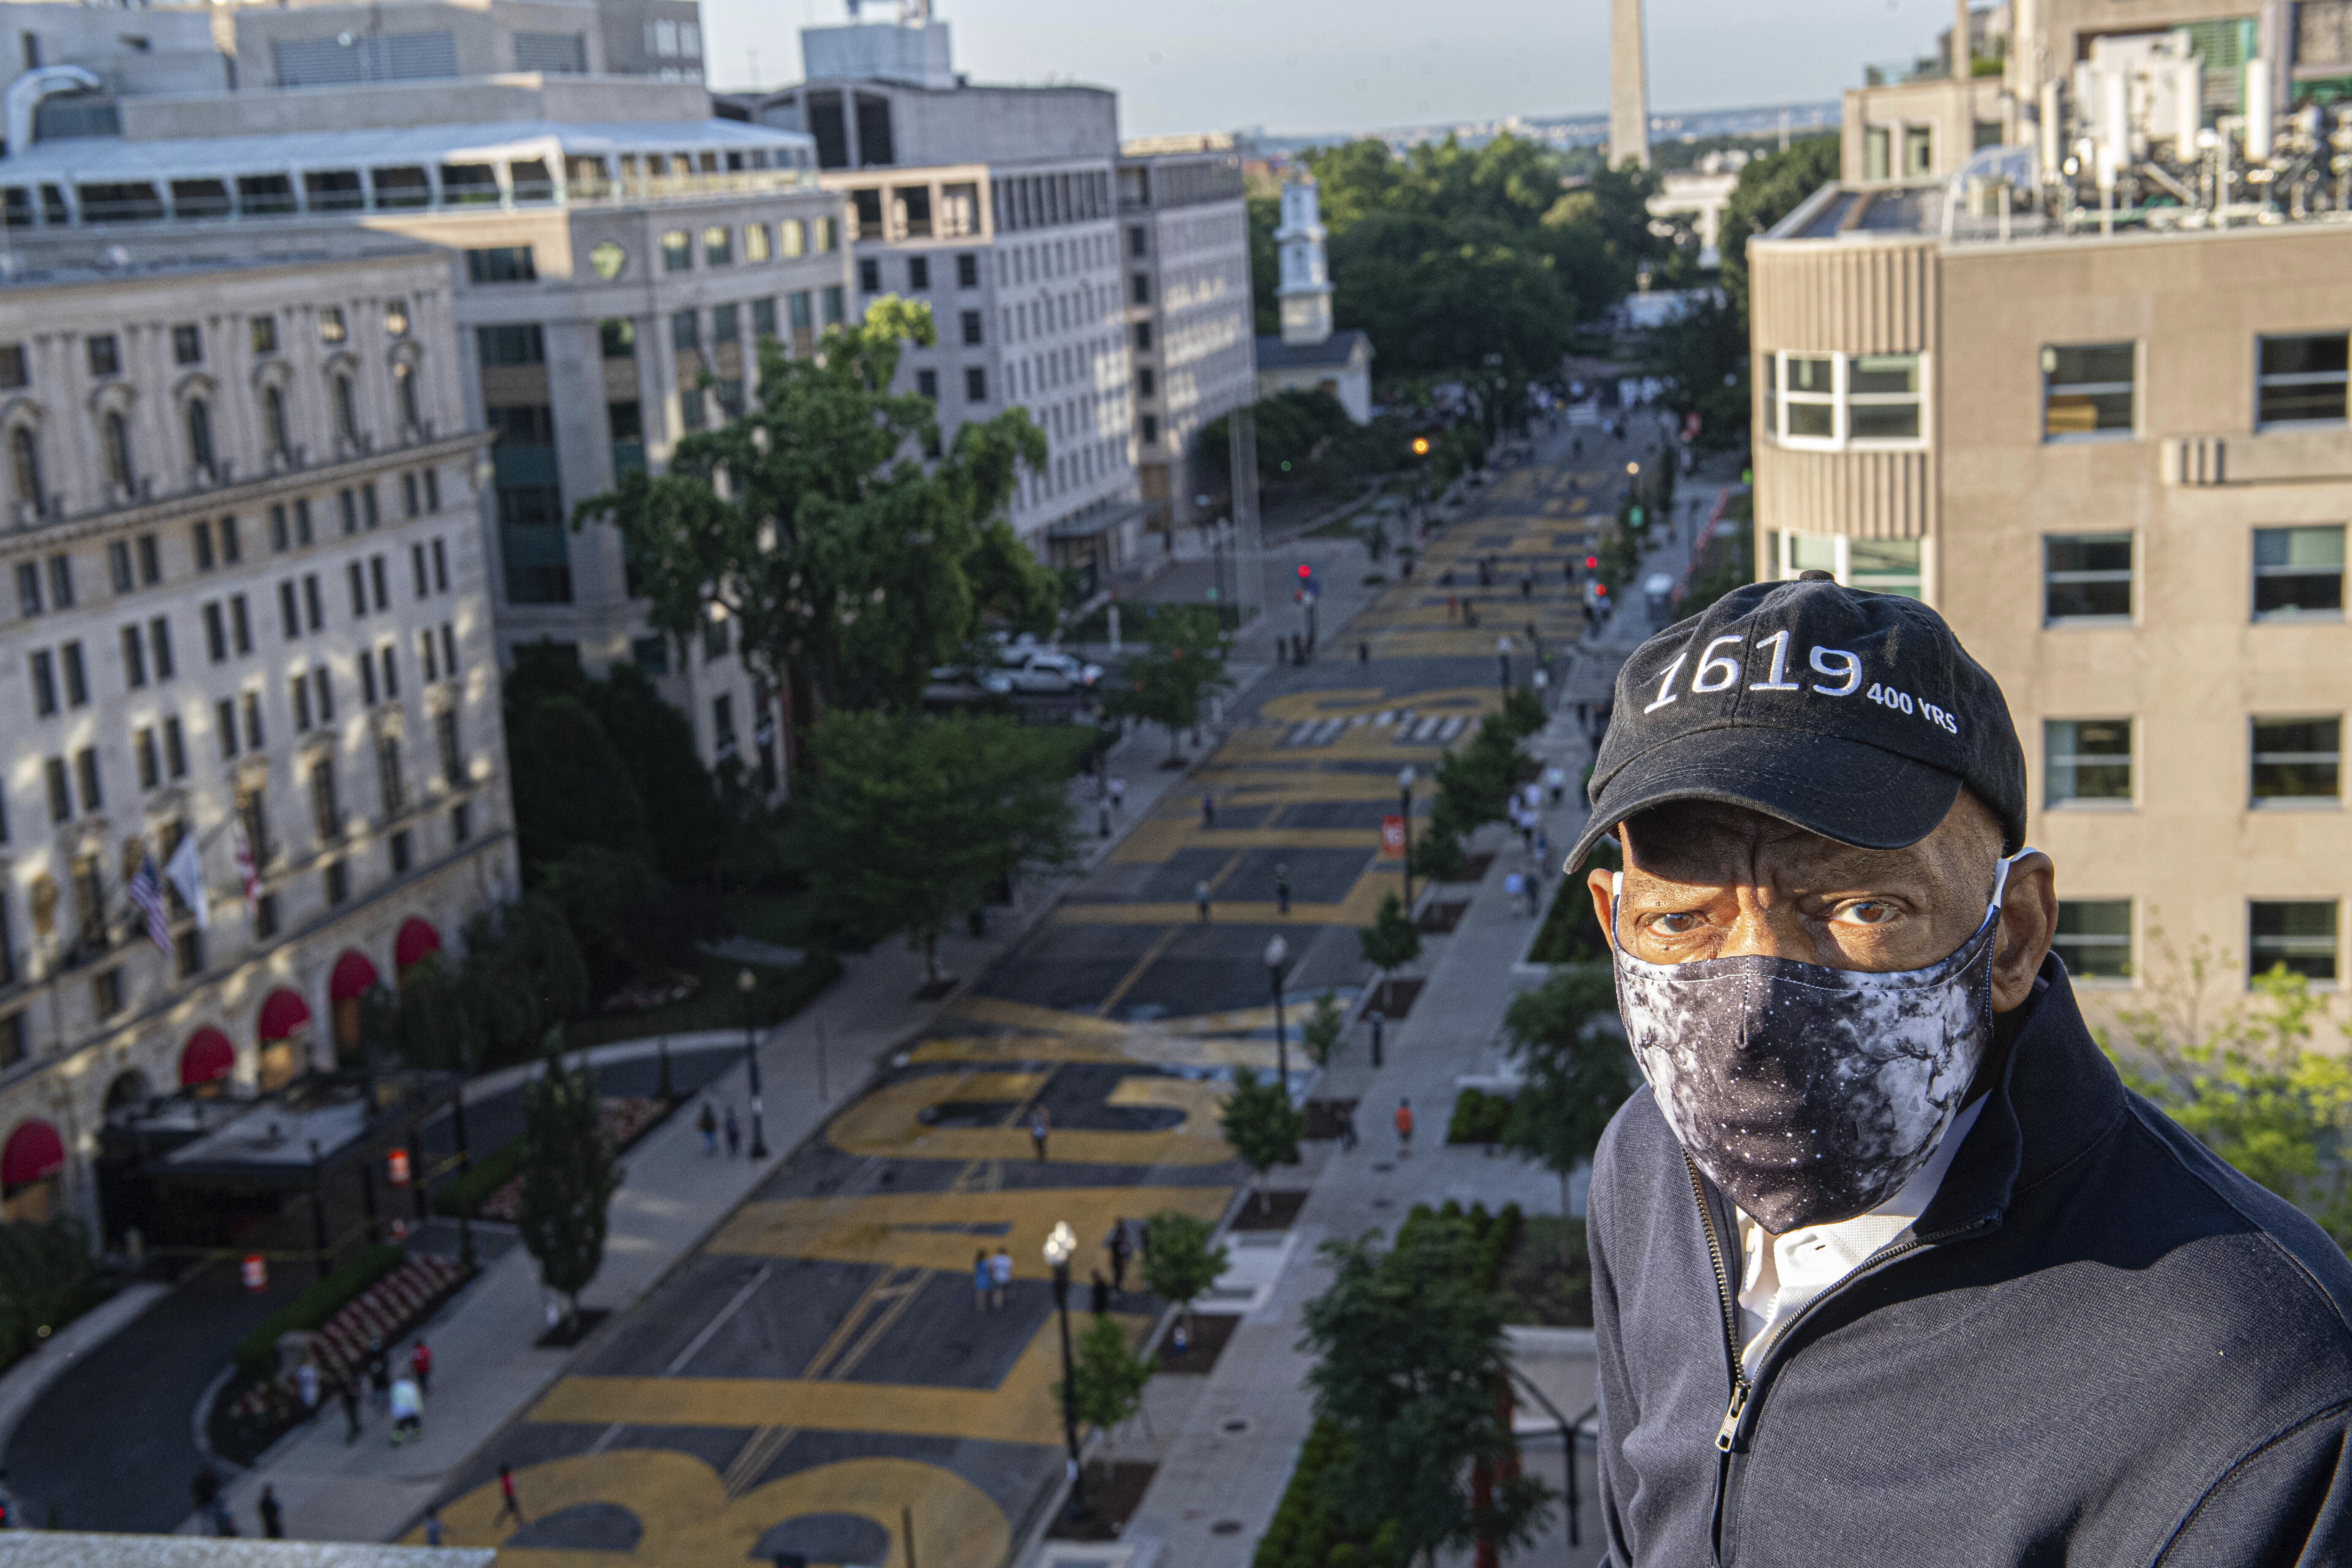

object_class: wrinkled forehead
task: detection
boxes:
[1617,798,1975,895]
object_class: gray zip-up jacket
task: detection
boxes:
[1589,956,2352,1565]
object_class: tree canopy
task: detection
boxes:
[1500,967,1635,1259]
[1718,135,1842,329]
[573,299,1062,720]
[518,1032,622,1326]
[1141,1209,1228,1331]
[1220,1065,1306,1212]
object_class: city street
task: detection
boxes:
[397,413,1677,1563]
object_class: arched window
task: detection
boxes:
[263,385,290,460]
[103,410,133,489]
[186,397,215,475]
[334,375,358,444]
[393,361,420,430]
[8,426,40,509]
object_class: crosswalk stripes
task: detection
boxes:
[1274,708,1469,748]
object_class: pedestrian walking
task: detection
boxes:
[1518,811,1535,851]
[1201,790,1216,828]
[1091,1270,1112,1315]
[294,1360,319,1411]
[1108,776,1125,814]
[1107,1221,1131,1292]
[366,1340,390,1410]
[1274,864,1291,916]
[389,1374,423,1446]
[423,1509,444,1547]
[1447,594,1459,622]
[494,1463,524,1527]
[1138,1217,1153,1261]
[1029,1103,1051,1162]
[258,1486,283,1540]
[1535,827,1551,868]
[1505,869,1525,913]
[1521,572,1534,599]
[340,1376,362,1443]
[1395,1098,1416,1158]
[1337,1102,1358,1152]
[1358,640,1370,664]
[989,1247,1013,1309]
[1195,879,1211,923]
[208,1497,237,1538]
[1545,763,1566,806]
[723,1104,742,1157]
[974,1250,992,1312]
[409,1337,433,1397]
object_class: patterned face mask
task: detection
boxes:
[1609,855,2018,1234]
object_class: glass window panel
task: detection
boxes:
[2251,716,2342,802]
[2045,718,2133,805]
[2044,533,2133,620]
[2053,899,2133,980]
[1786,356,1834,395]
[1786,401,1834,438]
[2259,334,2349,378]
[1848,355,1918,395]
[2046,343,2137,386]
[1848,403,1919,439]
[1788,534,1838,574]
[2249,900,2339,984]
[2252,525,2347,617]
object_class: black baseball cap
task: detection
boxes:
[1565,572,2027,871]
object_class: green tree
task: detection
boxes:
[2099,929,2352,1244]
[1301,991,1346,1067]
[1099,613,1234,761]
[789,711,1078,983]
[456,895,590,1068]
[1303,1222,1551,1564]
[1358,891,1424,1013]
[1221,1065,1306,1215]
[0,1216,97,1369]
[1430,713,1529,847]
[574,299,1060,725]
[517,1031,623,1329]
[388,952,468,1072]
[1059,1311,1154,1476]
[1141,1209,1229,1334]
[506,688,653,874]
[1500,968,1635,1263]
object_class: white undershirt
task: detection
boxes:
[1734,1097,1987,1377]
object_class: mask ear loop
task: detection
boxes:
[1609,871,1624,955]
[1976,849,2029,1035]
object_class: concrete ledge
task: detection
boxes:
[0,1280,170,1459]
[1506,1324,1598,1357]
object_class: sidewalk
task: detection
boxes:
[200,676,1266,1546]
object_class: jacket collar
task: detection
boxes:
[1917,954,2125,1235]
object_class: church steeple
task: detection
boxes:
[1274,176,1334,346]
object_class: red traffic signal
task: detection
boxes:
[1584,555,1599,569]
[1296,564,1312,580]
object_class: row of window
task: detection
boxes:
[2054,898,2341,988]
[2044,716,2343,809]
[648,217,840,277]
[0,302,413,395]
[1762,331,2352,451]
[2043,525,2343,623]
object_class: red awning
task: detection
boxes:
[180,1026,236,1087]
[394,917,441,969]
[328,951,380,1002]
[1,1120,65,1187]
[256,988,312,1042]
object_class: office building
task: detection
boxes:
[726,10,1148,588]
[0,0,850,785]
[1116,134,1255,537]
[0,252,512,1230]
[1749,5,2352,1009]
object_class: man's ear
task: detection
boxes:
[1587,867,1617,953]
[1991,850,2057,1012]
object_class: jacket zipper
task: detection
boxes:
[1680,1154,1750,1450]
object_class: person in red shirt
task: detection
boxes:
[1394,1098,1415,1160]
[408,1339,432,1397]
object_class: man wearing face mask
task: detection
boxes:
[1571,573,2352,1567]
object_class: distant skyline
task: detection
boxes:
[698,0,1943,139]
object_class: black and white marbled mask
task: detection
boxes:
[1609,857,2017,1234]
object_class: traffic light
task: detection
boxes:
[1584,555,1598,570]
[1297,564,1313,581]
[1410,436,1432,457]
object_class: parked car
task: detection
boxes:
[928,663,1014,695]
[1004,651,1102,693]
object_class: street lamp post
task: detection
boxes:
[1397,765,1416,912]
[1043,1220,1085,1514]
[735,969,770,1159]
[1264,934,1290,1092]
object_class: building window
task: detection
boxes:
[437,709,463,784]
[136,726,159,789]
[87,334,120,378]
[2250,901,2338,986]
[103,411,135,490]
[713,692,736,759]
[1769,351,1924,449]
[1141,413,1159,445]
[28,649,54,716]
[378,734,405,816]
[600,318,636,359]
[1769,533,1921,598]
[2042,343,2135,441]
[204,602,228,662]
[74,746,101,811]
[957,252,979,288]
[906,255,931,292]
[193,519,216,572]
[44,757,67,822]
[452,801,472,844]
[744,222,770,263]
[631,635,669,676]
[1903,124,1932,176]
[960,309,983,346]
[465,246,537,284]
[476,324,545,366]
[2044,719,2132,807]
[324,860,348,905]
[389,829,413,876]
[334,376,359,444]
[2257,333,2349,427]
[859,258,882,294]
[9,426,41,516]
[121,624,147,688]
[704,225,732,267]
[2052,899,2132,982]
[2043,533,2132,623]
[175,928,203,980]
[164,716,185,778]
[662,230,691,272]
[2252,525,2345,620]
[171,323,201,365]
[916,369,938,400]
[2251,716,2341,806]
[94,968,122,1019]
[253,891,278,941]
[1130,274,1150,305]
[312,758,341,842]
[1138,367,1156,398]
[823,286,846,325]
[263,387,291,461]
[1134,321,1153,352]
[965,367,988,402]
[187,397,217,475]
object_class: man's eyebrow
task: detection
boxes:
[1624,843,1934,891]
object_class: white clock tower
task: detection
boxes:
[1274,176,1334,346]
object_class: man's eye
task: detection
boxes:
[1830,901,1896,926]
[1650,912,1704,935]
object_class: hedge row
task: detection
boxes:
[230,1244,406,1381]
[1250,1200,1526,1568]
[430,1135,528,1219]
[1446,1087,1513,1146]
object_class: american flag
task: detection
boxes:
[127,855,171,954]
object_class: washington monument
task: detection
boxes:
[1609,0,1650,169]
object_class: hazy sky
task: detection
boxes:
[696,0,1947,139]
